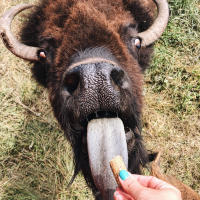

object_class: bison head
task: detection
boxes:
[0,1,169,199]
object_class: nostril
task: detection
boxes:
[110,69,125,86]
[63,72,80,94]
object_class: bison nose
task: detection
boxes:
[62,62,128,95]
[110,68,125,87]
[62,70,80,95]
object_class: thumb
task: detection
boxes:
[119,170,145,199]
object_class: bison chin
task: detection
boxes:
[87,118,128,200]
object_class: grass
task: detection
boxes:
[0,0,199,199]
[143,0,200,192]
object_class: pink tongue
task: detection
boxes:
[87,118,128,200]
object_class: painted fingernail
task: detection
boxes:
[119,170,130,181]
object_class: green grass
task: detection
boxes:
[0,0,200,199]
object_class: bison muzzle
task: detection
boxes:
[0,0,169,199]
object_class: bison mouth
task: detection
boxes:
[87,117,128,199]
[81,110,132,200]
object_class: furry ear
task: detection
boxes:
[148,152,159,162]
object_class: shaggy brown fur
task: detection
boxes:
[21,0,157,198]
[22,0,155,86]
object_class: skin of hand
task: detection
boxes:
[114,170,182,200]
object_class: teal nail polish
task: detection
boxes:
[119,170,129,181]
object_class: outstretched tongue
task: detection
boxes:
[87,118,128,200]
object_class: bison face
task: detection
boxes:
[0,1,169,199]
[60,48,139,130]
[53,47,144,198]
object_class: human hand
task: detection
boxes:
[114,170,182,200]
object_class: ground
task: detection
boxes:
[0,0,199,199]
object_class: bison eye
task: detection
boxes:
[37,49,47,61]
[133,38,141,49]
[62,72,80,94]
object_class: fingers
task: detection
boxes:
[114,188,135,200]
[117,170,182,200]
[118,171,145,198]
[132,174,180,192]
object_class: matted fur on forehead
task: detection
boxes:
[21,0,155,87]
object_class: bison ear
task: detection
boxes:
[148,152,159,162]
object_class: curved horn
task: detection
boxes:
[138,0,169,47]
[0,4,40,61]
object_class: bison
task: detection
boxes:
[0,0,169,199]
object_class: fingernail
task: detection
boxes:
[119,170,130,181]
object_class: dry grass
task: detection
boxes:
[0,0,92,199]
[0,0,199,199]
